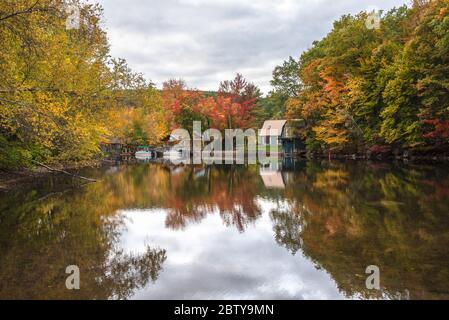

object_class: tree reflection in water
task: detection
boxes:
[0,176,167,300]
[0,160,449,299]
[270,161,449,300]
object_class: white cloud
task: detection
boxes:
[117,201,343,300]
[98,0,410,93]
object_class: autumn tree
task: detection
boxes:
[284,0,449,155]
[381,0,449,148]
[161,79,211,135]
[0,0,112,167]
[217,73,260,129]
[161,75,262,135]
[0,1,167,168]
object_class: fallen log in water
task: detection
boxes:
[31,161,98,182]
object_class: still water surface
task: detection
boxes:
[1,160,449,299]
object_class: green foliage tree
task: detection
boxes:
[255,57,301,126]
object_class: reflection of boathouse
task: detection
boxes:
[260,159,305,189]
[260,162,285,189]
[259,120,306,156]
[101,138,136,162]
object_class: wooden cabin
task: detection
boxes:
[101,138,123,156]
[259,119,306,156]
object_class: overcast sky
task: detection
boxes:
[98,0,410,94]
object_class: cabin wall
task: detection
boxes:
[281,138,305,155]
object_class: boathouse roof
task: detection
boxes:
[260,120,287,137]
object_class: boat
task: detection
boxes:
[135,146,155,160]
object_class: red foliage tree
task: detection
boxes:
[424,119,449,141]
[217,73,260,129]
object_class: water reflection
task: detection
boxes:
[0,160,448,299]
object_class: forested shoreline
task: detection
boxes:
[0,1,265,171]
[282,0,449,158]
[0,1,168,170]
[1,0,449,174]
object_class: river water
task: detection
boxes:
[0,160,448,299]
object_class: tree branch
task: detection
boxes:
[0,1,42,23]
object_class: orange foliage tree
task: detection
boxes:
[162,74,260,134]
